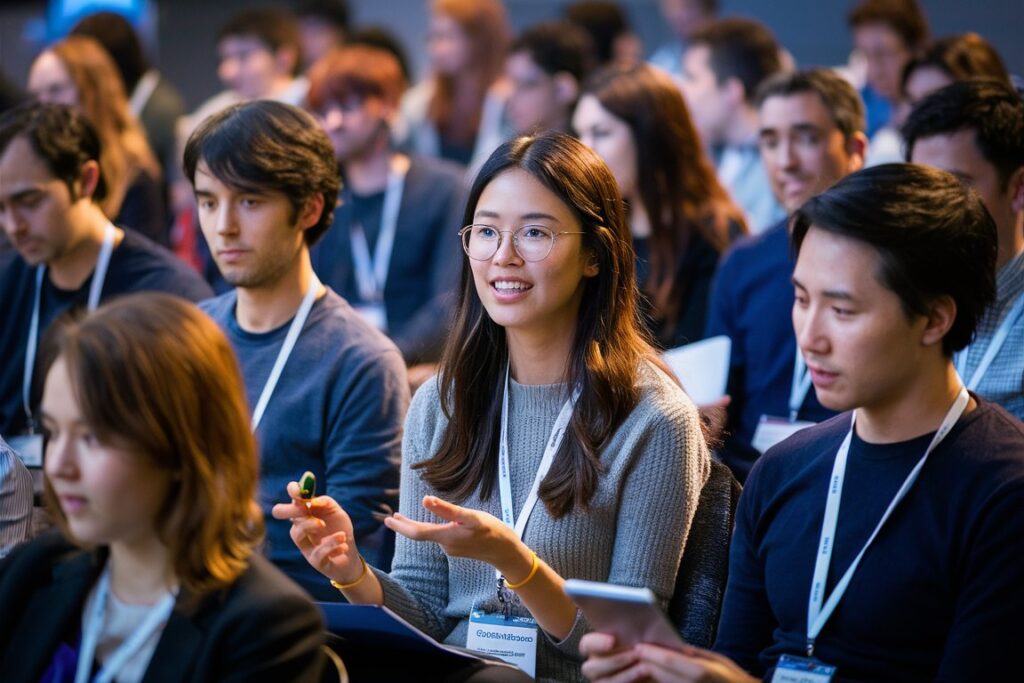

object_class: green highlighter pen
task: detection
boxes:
[298,471,316,509]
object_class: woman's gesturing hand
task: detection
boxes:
[580,633,759,683]
[271,481,364,585]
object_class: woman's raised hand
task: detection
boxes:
[580,633,759,683]
[271,481,363,585]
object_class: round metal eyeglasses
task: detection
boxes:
[459,224,586,263]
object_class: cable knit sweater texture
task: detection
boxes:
[372,361,710,682]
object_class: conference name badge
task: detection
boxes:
[771,654,836,683]
[751,415,816,454]
[466,609,538,677]
[8,433,43,468]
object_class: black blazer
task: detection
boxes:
[0,532,324,682]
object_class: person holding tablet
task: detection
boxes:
[579,164,1024,682]
[274,132,710,682]
[0,294,324,681]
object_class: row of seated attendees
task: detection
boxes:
[0,0,1022,680]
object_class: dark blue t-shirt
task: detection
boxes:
[715,399,1024,681]
[201,289,408,600]
[706,220,835,481]
[0,230,212,436]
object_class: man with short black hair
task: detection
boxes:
[0,103,211,451]
[185,100,408,600]
[904,79,1024,420]
[680,18,786,232]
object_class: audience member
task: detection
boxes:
[901,32,1011,106]
[505,21,591,137]
[0,436,32,557]
[295,0,351,72]
[564,1,642,68]
[905,80,1024,420]
[582,163,1024,682]
[680,18,786,233]
[28,36,166,245]
[649,0,718,78]
[397,0,510,170]
[273,133,710,682]
[0,294,325,681]
[707,69,867,481]
[348,26,414,89]
[306,45,467,367]
[70,11,186,190]
[0,103,211,449]
[184,100,408,598]
[574,63,746,348]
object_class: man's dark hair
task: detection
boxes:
[510,21,592,83]
[902,79,1024,189]
[217,8,302,76]
[0,102,107,203]
[792,163,997,356]
[183,100,340,246]
[756,68,866,144]
[690,18,782,103]
[295,0,351,33]
[901,33,1010,98]
[70,11,149,92]
[349,26,413,87]
[564,1,629,66]
[848,0,929,50]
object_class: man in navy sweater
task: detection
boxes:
[185,100,408,600]
[582,164,1024,681]
[706,69,867,481]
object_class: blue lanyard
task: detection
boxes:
[789,350,812,422]
[956,294,1024,390]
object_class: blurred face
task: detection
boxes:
[903,65,953,107]
[758,92,864,213]
[428,12,472,75]
[194,160,309,288]
[299,17,342,70]
[43,357,173,547]
[660,0,713,41]
[218,35,283,99]
[0,136,88,266]
[854,23,912,101]
[679,44,728,144]
[314,95,390,164]
[27,51,79,107]
[793,227,930,414]
[572,94,638,200]
[505,51,567,135]
[469,168,597,339]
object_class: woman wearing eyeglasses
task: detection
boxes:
[274,132,710,682]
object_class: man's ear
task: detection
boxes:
[721,77,746,107]
[845,132,869,174]
[921,294,956,349]
[75,160,101,201]
[298,193,326,232]
[553,72,580,107]
[1008,165,1024,213]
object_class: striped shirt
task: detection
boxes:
[0,436,33,557]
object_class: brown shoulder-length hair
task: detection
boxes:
[428,0,509,146]
[46,35,160,218]
[42,294,263,596]
[416,132,657,518]
[583,63,747,335]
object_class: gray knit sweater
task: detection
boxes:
[372,361,710,682]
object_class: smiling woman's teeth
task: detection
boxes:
[494,281,530,290]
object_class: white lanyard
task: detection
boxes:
[956,294,1024,390]
[250,276,320,430]
[350,158,408,304]
[22,223,116,426]
[805,386,970,657]
[789,350,813,422]
[74,565,176,683]
[128,70,160,117]
[495,363,578,578]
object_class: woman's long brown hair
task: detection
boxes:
[416,133,657,518]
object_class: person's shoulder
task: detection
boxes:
[310,291,406,366]
[111,230,213,301]
[197,289,235,320]
[0,530,92,584]
[403,374,448,460]
[949,398,1024,474]
[629,360,703,436]
[720,220,789,269]
[226,554,321,610]
[749,412,852,484]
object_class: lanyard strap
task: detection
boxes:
[22,223,116,427]
[495,363,578,578]
[250,276,321,430]
[789,350,813,422]
[74,565,176,683]
[350,157,408,304]
[956,293,1024,390]
[805,386,970,656]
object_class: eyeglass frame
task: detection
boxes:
[458,224,588,263]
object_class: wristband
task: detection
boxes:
[330,556,368,591]
[503,551,539,590]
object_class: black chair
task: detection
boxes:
[667,458,742,648]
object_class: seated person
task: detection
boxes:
[581,163,1024,682]
[273,132,711,682]
[0,436,32,557]
[0,293,324,681]
[901,32,1011,106]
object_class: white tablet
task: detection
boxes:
[564,579,685,650]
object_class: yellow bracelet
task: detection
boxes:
[330,556,368,591]
[503,551,539,590]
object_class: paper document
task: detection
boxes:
[663,336,732,406]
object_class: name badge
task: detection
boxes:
[751,415,815,454]
[466,609,538,678]
[353,303,388,332]
[771,654,836,683]
[8,433,43,468]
